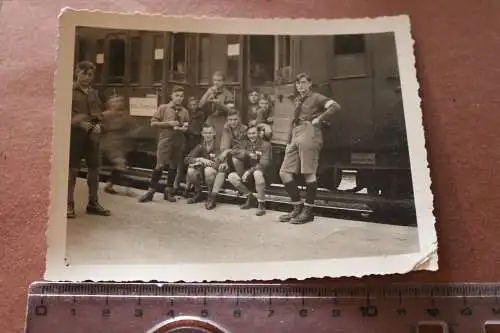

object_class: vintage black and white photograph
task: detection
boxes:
[45,10,437,281]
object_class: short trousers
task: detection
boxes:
[156,140,185,169]
[69,127,101,169]
[279,122,323,175]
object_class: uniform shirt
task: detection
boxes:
[247,104,259,123]
[100,110,138,157]
[101,110,137,135]
[235,137,272,170]
[71,84,104,130]
[247,105,273,125]
[152,102,190,143]
[199,87,234,124]
[188,108,206,135]
[184,141,220,166]
[220,123,248,152]
[291,91,340,124]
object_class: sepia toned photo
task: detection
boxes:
[45,9,437,281]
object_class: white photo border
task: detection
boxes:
[45,8,437,282]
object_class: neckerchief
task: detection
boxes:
[292,90,312,125]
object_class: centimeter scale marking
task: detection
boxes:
[25,282,500,333]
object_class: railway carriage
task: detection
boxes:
[74,27,415,224]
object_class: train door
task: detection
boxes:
[328,34,375,152]
[194,34,245,109]
[243,35,297,145]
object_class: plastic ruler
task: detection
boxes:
[24,282,500,333]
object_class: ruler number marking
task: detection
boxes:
[331,308,342,317]
[167,309,175,318]
[201,309,209,318]
[134,308,144,318]
[233,308,242,318]
[299,309,308,317]
[397,308,407,316]
[460,307,472,316]
[426,307,440,317]
[267,309,275,317]
[102,308,111,318]
[34,305,47,316]
[359,305,378,317]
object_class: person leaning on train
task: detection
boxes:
[226,125,272,216]
[204,110,248,210]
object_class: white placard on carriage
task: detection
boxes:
[129,96,158,117]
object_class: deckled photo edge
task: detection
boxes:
[392,20,438,259]
[45,10,436,282]
[45,11,79,278]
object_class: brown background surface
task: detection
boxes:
[0,0,499,331]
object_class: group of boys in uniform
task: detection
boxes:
[68,61,341,225]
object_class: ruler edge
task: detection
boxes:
[26,281,500,298]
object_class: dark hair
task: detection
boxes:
[202,123,216,131]
[248,88,260,95]
[76,61,96,72]
[172,85,184,93]
[227,109,240,117]
[188,96,198,102]
[295,72,312,82]
[247,125,258,132]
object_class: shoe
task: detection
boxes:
[205,193,216,210]
[164,187,177,202]
[240,194,257,210]
[278,203,303,222]
[256,201,266,216]
[104,184,118,195]
[291,205,315,224]
[67,202,76,219]
[187,189,202,204]
[138,189,155,202]
[86,201,111,216]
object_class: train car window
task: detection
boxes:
[249,35,274,85]
[152,34,165,83]
[169,33,187,82]
[226,34,240,83]
[130,37,141,84]
[198,34,211,84]
[95,38,105,83]
[76,38,86,63]
[107,35,127,83]
[334,34,366,55]
[277,36,292,84]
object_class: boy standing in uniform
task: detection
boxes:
[138,86,190,203]
[227,125,272,216]
[67,61,111,219]
[278,73,341,224]
[198,71,234,148]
